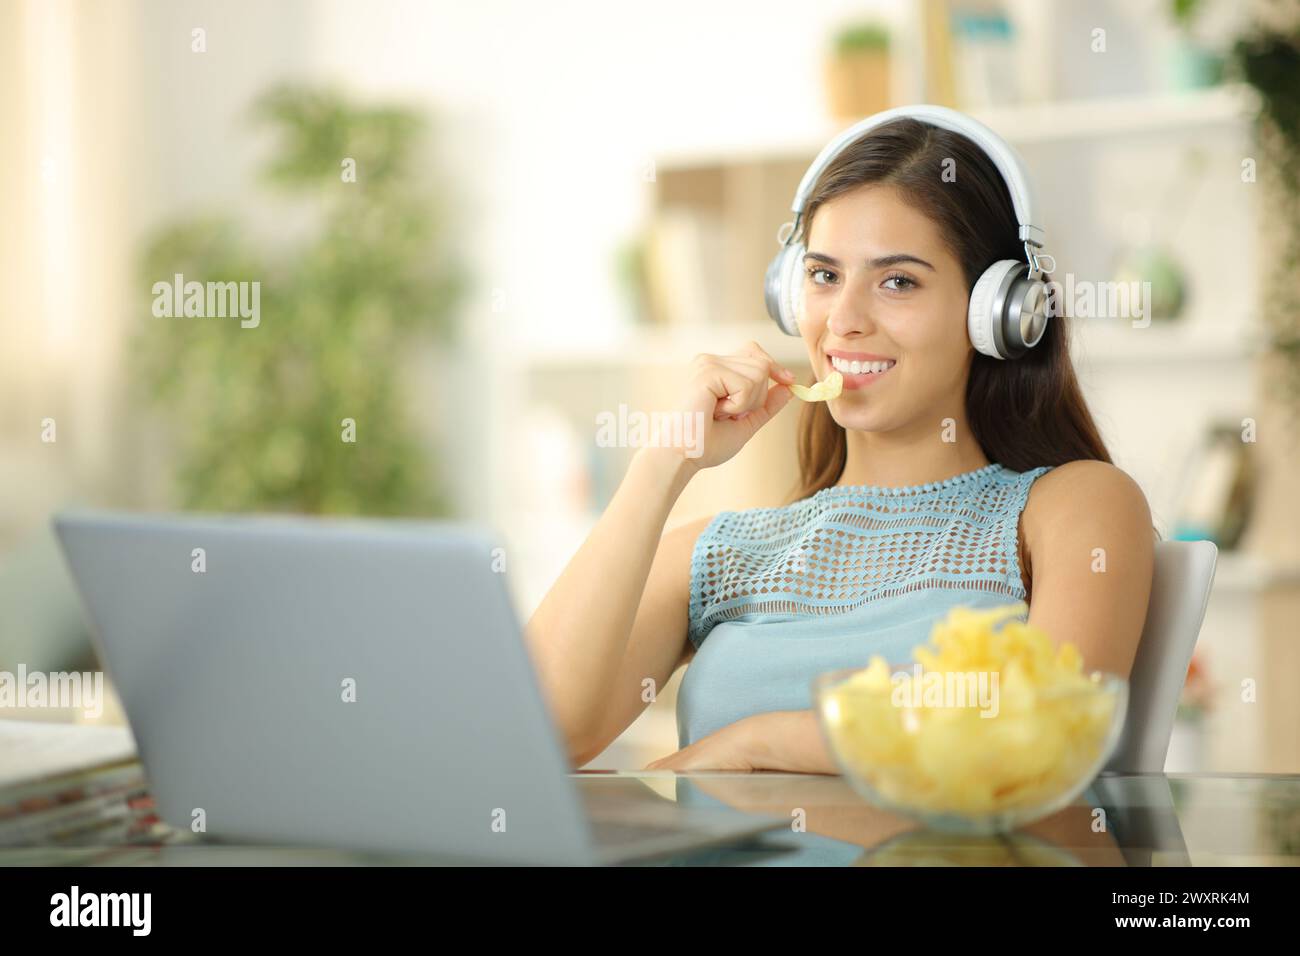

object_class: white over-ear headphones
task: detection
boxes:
[764,104,1056,360]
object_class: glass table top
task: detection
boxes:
[2,761,1297,866]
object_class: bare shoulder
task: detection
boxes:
[1022,461,1153,569]
[1025,460,1150,528]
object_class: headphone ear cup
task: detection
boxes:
[764,242,805,336]
[967,259,1022,360]
[1010,274,1050,352]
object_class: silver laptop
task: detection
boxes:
[52,510,786,865]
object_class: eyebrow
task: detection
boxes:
[803,251,936,271]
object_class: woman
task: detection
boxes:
[525,116,1155,774]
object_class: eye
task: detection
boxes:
[882,272,918,292]
[804,265,837,286]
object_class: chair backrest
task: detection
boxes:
[1104,539,1218,773]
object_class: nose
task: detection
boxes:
[825,276,878,339]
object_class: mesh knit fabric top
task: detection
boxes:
[676,461,1054,751]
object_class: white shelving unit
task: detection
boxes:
[1071,318,1267,365]
[651,85,1256,172]
[513,308,1267,374]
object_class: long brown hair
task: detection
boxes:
[793,118,1111,499]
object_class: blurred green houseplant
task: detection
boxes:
[1231,24,1300,413]
[131,86,468,515]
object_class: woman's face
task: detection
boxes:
[798,184,974,434]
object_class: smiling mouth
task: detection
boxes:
[829,356,896,375]
[828,355,896,377]
[823,354,896,391]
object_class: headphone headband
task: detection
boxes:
[790,104,1045,247]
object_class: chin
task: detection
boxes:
[827,402,890,433]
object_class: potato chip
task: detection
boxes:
[790,370,843,402]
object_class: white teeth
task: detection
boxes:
[830,356,896,375]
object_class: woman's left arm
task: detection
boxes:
[1017,460,1155,679]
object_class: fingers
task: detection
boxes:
[743,340,796,383]
[734,382,795,434]
[694,342,796,418]
[713,362,774,417]
[692,356,762,418]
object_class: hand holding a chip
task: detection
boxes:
[673,341,799,471]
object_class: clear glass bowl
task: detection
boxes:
[812,663,1128,835]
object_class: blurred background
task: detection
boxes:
[2,0,1299,777]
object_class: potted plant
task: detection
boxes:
[1230,23,1300,411]
[129,85,470,517]
[824,21,891,121]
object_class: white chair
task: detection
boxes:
[1103,539,1219,774]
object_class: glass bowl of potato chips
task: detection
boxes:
[812,602,1128,835]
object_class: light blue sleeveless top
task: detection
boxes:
[676,461,1054,751]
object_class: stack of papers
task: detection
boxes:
[0,719,164,851]
[0,719,137,789]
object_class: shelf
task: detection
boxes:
[1070,319,1268,365]
[654,86,1258,172]
[1209,552,1300,593]
[965,85,1258,147]
[515,316,1267,373]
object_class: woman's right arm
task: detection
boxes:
[523,343,797,765]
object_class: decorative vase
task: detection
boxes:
[1167,38,1224,90]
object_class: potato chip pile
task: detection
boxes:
[819,602,1121,820]
[790,370,842,402]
